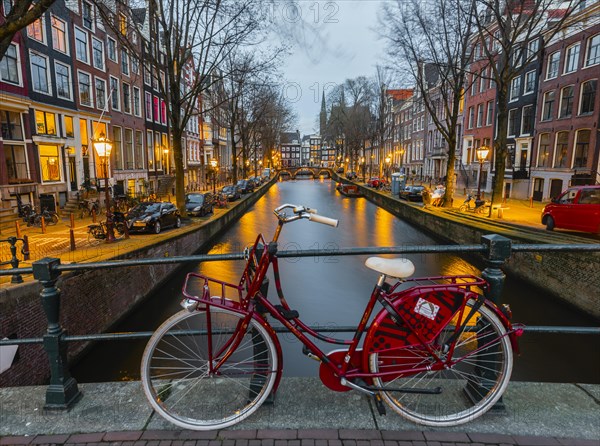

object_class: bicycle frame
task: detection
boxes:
[181,205,521,397]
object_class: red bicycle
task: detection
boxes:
[141,203,522,430]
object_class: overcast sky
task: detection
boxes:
[274,1,386,136]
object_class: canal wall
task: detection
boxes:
[341,177,600,319]
[0,177,277,387]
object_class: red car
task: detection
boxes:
[541,185,600,233]
[367,177,386,188]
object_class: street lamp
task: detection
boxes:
[210,158,218,194]
[476,146,490,201]
[360,156,365,182]
[93,132,115,243]
[163,146,169,174]
[399,148,405,173]
[385,155,391,182]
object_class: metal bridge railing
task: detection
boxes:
[1,234,599,410]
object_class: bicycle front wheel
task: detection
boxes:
[141,307,278,430]
[369,299,512,426]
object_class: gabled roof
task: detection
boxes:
[386,89,413,101]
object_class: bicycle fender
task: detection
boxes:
[482,300,523,354]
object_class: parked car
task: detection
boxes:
[367,177,386,188]
[399,185,425,202]
[248,176,262,187]
[541,185,600,233]
[185,192,214,217]
[236,179,255,194]
[221,185,241,201]
[127,202,181,234]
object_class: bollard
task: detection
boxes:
[92,208,97,223]
[15,220,22,238]
[530,197,533,208]
[22,235,30,260]
[32,258,82,410]
[41,215,46,233]
[70,212,75,229]
[69,229,76,251]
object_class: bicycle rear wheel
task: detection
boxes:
[369,299,512,426]
[141,307,278,430]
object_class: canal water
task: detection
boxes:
[72,179,600,384]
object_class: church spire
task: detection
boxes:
[319,91,327,137]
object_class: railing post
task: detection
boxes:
[32,257,82,410]
[7,236,23,284]
[480,234,512,304]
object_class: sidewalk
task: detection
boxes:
[0,379,598,445]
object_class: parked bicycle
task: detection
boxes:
[141,203,523,430]
[15,194,33,220]
[214,192,228,208]
[459,194,490,214]
[87,211,127,240]
[25,207,59,227]
[78,198,100,218]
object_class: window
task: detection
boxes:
[564,43,580,74]
[82,1,94,30]
[74,27,88,63]
[476,103,484,127]
[35,111,56,135]
[0,43,20,84]
[479,69,486,93]
[586,34,600,67]
[573,130,590,168]
[3,0,12,15]
[124,128,133,168]
[160,99,167,124]
[30,52,50,94]
[135,130,144,168]
[554,131,569,168]
[131,56,139,75]
[55,62,71,100]
[521,105,534,135]
[541,90,555,121]
[512,47,522,68]
[147,130,154,168]
[107,37,117,62]
[4,144,29,183]
[486,101,494,126]
[467,106,474,129]
[559,86,574,118]
[509,77,520,101]
[92,38,104,70]
[78,71,92,107]
[27,17,45,43]
[153,96,159,122]
[51,17,67,53]
[144,63,151,85]
[537,133,551,167]
[470,73,477,96]
[527,38,539,61]
[579,80,596,115]
[546,51,560,79]
[95,78,106,110]
[507,109,518,136]
[524,71,536,94]
[133,87,141,116]
[113,126,123,169]
[1,110,24,140]
[121,49,129,75]
[123,83,131,114]
[119,13,127,35]
[145,91,152,120]
[110,77,120,110]
[39,145,61,182]
[64,116,74,138]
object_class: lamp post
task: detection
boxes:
[210,158,218,194]
[93,133,115,243]
[163,146,169,174]
[476,146,490,201]
[399,148,405,174]
[360,156,365,183]
[385,155,391,182]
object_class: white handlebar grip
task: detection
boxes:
[309,213,339,227]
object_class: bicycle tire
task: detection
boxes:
[459,204,467,212]
[141,307,278,430]
[368,298,512,426]
[49,213,59,225]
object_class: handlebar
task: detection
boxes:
[273,204,339,227]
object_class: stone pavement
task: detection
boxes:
[0,379,598,445]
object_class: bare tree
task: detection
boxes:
[0,0,56,60]
[380,0,476,207]
[96,0,271,214]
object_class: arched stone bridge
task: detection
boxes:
[277,167,333,179]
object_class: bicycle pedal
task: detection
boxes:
[274,305,299,320]
[373,393,387,416]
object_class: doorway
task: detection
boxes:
[69,157,78,191]
[533,178,544,201]
[549,179,563,199]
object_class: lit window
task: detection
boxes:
[39,145,61,182]
[35,111,56,135]
[554,131,569,168]
[27,17,45,43]
[64,116,74,138]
